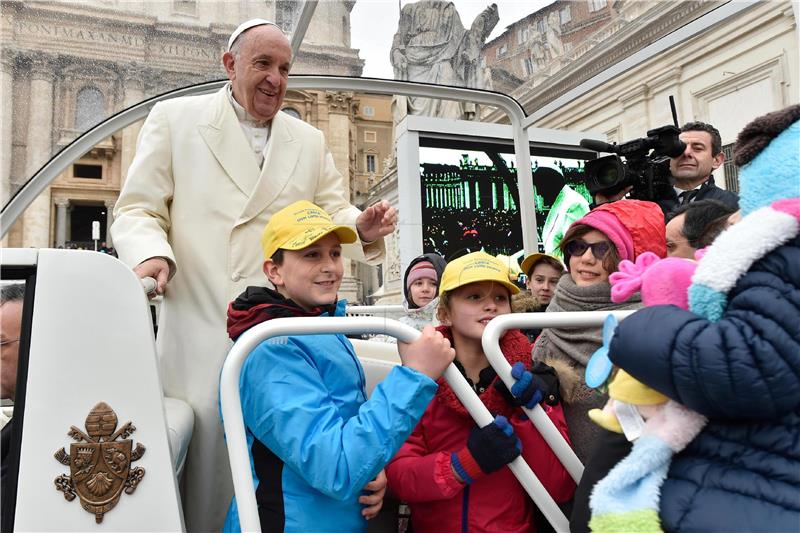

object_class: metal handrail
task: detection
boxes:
[345,304,405,316]
[220,316,570,533]
[482,310,636,483]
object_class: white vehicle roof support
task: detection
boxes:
[1,78,536,253]
[481,311,637,483]
[220,316,570,533]
[289,1,317,66]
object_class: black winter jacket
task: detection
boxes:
[609,235,800,532]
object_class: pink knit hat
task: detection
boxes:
[571,200,666,262]
[406,261,437,289]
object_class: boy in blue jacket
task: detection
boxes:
[222,200,455,532]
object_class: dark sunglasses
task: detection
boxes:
[564,239,611,260]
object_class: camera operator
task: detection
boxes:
[667,122,739,210]
[594,122,739,212]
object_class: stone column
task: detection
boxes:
[54,198,69,248]
[21,53,56,248]
[325,91,362,301]
[0,49,16,208]
[104,199,115,247]
[120,65,147,184]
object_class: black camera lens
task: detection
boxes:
[596,162,619,186]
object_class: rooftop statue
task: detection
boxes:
[391,1,499,120]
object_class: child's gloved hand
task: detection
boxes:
[451,415,521,484]
[494,361,560,407]
[510,362,544,408]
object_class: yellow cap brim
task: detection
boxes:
[439,271,521,295]
[266,224,357,259]
[520,253,563,276]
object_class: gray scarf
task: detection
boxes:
[532,274,642,367]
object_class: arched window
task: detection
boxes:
[282,107,302,120]
[74,87,106,131]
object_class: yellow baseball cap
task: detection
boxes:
[439,251,520,296]
[261,200,358,260]
[520,253,563,277]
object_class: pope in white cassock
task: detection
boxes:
[111,20,397,531]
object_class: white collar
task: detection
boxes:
[226,84,270,129]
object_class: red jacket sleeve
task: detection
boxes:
[513,404,576,503]
[385,419,465,502]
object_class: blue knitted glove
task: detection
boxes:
[451,415,522,484]
[510,361,544,408]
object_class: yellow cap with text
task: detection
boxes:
[439,251,520,296]
[520,253,564,277]
[261,200,358,260]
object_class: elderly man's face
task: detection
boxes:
[223,25,291,122]
[1,300,23,400]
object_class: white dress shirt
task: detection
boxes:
[227,85,271,169]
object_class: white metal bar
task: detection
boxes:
[345,305,405,315]
[290,1,317,64]
[220,316,570,533]
[481,311,636,483]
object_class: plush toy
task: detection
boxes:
[587,252,698,435]
[585,252,708,532]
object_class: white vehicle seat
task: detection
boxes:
[7,249,184,531]
[350,339,400,397]
[163,397,194,479]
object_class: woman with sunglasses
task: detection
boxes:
[531,199,667,464]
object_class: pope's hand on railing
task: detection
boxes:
[133,257,170,299]
[397,325,455,380]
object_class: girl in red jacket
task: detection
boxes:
[386,252,576,533]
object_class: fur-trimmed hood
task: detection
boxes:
[511,291,542,313]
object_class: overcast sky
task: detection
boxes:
[350,0,554,78]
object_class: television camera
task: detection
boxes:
[579,125,686,202]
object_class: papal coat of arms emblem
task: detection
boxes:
[53,402,146,523]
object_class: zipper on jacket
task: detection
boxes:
[461,486,470,533]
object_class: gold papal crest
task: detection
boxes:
[53,402,146,523]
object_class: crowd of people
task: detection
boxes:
[3,15,797,533]
[214,103,798,533]
[422,206,522,258]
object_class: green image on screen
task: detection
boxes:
[419,147,592,264]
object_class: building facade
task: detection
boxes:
[1,0,393,301]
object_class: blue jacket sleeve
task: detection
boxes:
[239,337,438,501]
[609,240,800,421]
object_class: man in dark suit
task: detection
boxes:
[1,284,24,522]
[595,121,739,213]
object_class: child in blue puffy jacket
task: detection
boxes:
[222,200,455,533]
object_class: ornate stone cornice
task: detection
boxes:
[326,91,355,115]
[517,1,717,113]
[26,51,57,81]
[617,83,649,107]
[647,66,682,93]
[0,47,20,73]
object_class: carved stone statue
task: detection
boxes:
[545,11,564,59]
[391,1,498,120]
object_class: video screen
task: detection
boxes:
[419,141,592,265]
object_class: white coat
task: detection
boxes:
[111,85,383,531]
